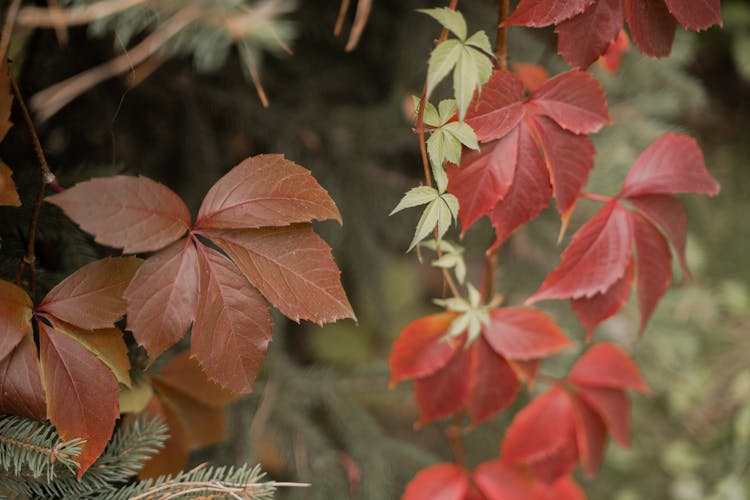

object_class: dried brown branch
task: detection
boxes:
[345,0,372,52]
[16,0,148,28]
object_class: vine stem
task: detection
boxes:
[581,192,614,203]
[415,0,460,299]
[10,76,57,297]
[495,0,509,70]
[444,415,467,468]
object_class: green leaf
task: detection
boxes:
[455,257,466,284]
[471,46,493,87]
[443,121,479,150]
[414,96,441,127]
[437,99,457,125]
[433,253,459,269]
[435,197,454,240]
[442,130,462,165]
[454,47,480,121]
[467,283,481,307]
[418,8,467,41]
[466,31,492,54]
[408,199,441,252]
[432,161,448,194]
[441,193,460,221]
[426,39,462,98]
[427,130,446,172]
[390,186,439,215]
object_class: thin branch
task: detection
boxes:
[46,0,70,46]
[0,0,22,60]
[581,192,614,203]
[479,248,499,303]
[495,0,509,70]
[10,76,56,297]
[345,0,372,52]
[16,0,148,28]
[30,6,200,121]
[333,0,351,36]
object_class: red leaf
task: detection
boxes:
[598,29,631,73]
[544,477,587,500]
[195,154,341,230]
[504,0,597,27]
[571,394,607,477]
[509,359,541,385]
[501,386,578,482]
[489,122,551,247]
[529,200,632,302]
[402,463,469,500]
[571,259,634,339]
[205,225,355,325]
[46,176,191,253]
[529,69,611,134]
[625,0,677,57]
[465,71,525,142]
[448,128,519,232]
[414,342,473,426]
[149,351,237,408]
[663,0,722,30]
[555,0,623,69]
[468,337,520,426]
[389,313,463,387]
[39,257,140,330]
[568,343,649,392]
[38,321,119,476]
[134,397,190,478]
[627,194,689,276]
[473,461,543,500]
[621,133,720,198]
[124,238,200,361]
[576,386,630,446]
[0,162,21,207]
[482,307,571,360]
[191,246,273,394]
[526,115,595,219]
[0,280,33,361]
[0,334,46,421]
[632,212,672,332]
[511,63,549,93]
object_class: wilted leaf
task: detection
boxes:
[195,154,341,230]
[47,176,191,253]
[39,257,140,330]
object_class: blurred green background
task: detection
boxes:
[1,0,749,498]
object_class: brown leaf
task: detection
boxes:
[0,280,33,361]
[0,334,46,421]
[205,224,355,325]
[0,162,21,207]
[136,396,190,478]
[46,176,191,253]
[0,61,12,143]
[39,257,141,330]
[195,154,341,230]
[192,246,272,394]
[124,238,199,362]
[38,321,120,477]
[149,351,237,408]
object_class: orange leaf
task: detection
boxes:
[0,334,46,421]
[0,280,33,361]
[0,162,21,207]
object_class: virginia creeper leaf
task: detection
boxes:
[621,133,720,198]
[468,336,520,425]
[426,39,463,98]
[663,0,722,30]
[571,260,634,339]
[389,313,463,386]
[632,212,672,332]
[473,461,543,499]
[135,396,190,478]
[150,351,236,408]
[206,225,355,324]
[403,463,469,500]
[39,257,140,330]
[195,154,341,230]
[0,162,21,207]
[504,0,596,27]
[38,321,119,477]
[0,334,46,421]
[529,200,632,302]
[418,8,467,41]
[47,317,132,388]
[571,394,607,477]
[414,341,473,426]
[124,238,200,361]
[390,186,439,215]
[555,0,623,69]
[575,386,630,446]
[0,280,33,361]
[627,194,689,275]
[546,477,587,500]
[598,29,631,74]
[465,71,525,142]
[192,246,273,394]
[568,343,649,392]
[512,62,549,93]
[529,69,611,134]
[482,307,571,360]
[46,176,191,253]
[626,0,677,57]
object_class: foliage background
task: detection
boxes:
[1,0,749,498]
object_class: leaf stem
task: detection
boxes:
[495,0,509,70]
[581,192,614,203]
[11,75,56,297]
[415,0,461,299]
[444,417,467,469]
[479,247,499,303]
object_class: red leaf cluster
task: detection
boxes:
[447,69,610,246]
[390,308,571,426]
[529,134,720,336]
[504,0,722,68]
[0,257,140,476]
[501,344,649,481]
[48,154,355,394]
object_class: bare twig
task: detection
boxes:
[16,0,148,28]
[333,0,351,36]
[345,0,372,52]
[46,0,70,46]
[30,7,200,121]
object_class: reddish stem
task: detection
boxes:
[495,0,509,70]
[444,419,467,468]
[581,192,614,203]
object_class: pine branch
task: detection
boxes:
[0,415,83,482]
